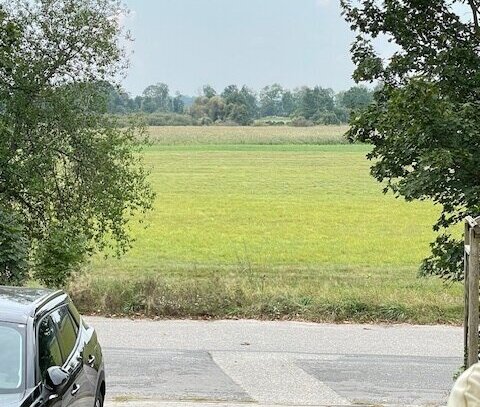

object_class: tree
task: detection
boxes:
[206,96,226,122]
[100,82,133,114]
[222,85,241,103]
[0,207,29,286]
[172,92,185,114]
[281,90,297,117]
[190,94,226,123]
[296,86,335,122]
[190,96,210,120]
[202,85,217,99]
[222,85,257,125]
[0,0,155,287]
[339,86,374,111]
[226,103,250,126]
[342,0,480,281]
[239,86,258,120]
[142,82,171,112]
[259,84,284,117]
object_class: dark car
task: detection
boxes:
[0,286,105,407]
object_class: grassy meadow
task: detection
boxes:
[71,126,463,323]
[145,125,350,145]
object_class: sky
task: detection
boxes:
[121,0,362,97]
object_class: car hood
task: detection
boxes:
[0,392,23,406]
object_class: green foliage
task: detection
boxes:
[112,112,197,127]
[202,85,217,99]
[0,0,154,287]
[146,112,196,126]
[296,86,336,122]
[35,224,89,288]
[314,111,341,125]
[259,84,284,117]
[71,269,461,323]
[222,85,257,125]
[106,81,372,126]
[0,207,29,286]
[420,235,464,282]
[142,83,171,112]
[225,103,251,125]
[290,116,314,127]
[342,0,480,280]
[172,93,185,113]
[338,85,374,111]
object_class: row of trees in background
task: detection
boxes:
[107,82,374,126]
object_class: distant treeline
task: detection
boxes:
[106,83,374,126]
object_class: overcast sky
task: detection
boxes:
[121,0,363,97]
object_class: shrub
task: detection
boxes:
[0,207,29,286]
[146,112,197,126]
[34,224,88,288]
[289,116,314,127]
[199,116,213,126]
[111,113,197,127]
[314,111,341,125]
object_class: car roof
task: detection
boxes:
[0,286,65,324]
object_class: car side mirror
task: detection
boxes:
[44,366,69,392]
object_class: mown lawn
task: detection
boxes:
[73,128,462,323]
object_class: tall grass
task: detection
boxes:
[146,125,350,145]
[70,264,462,324]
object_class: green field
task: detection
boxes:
[72,126,462,323]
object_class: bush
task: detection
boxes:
[34,224,88,288]
[313,111,341,125]
[111,113,197,127]
[199,116,213,126]
[145,112,197,126]
[289,116,314,127]
[0,207,29,286]
[254,116,290,126]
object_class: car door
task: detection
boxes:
[49,307,94,407]
[36,315,64,407]
[68,303,101,399]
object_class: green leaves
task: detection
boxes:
[0,0,154,287]
[343,0,480,280]
[0,207,29,286]
[420,235,464,282]
[34,223,89,288]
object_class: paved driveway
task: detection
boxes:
[85,318,462,407]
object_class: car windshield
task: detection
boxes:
[0,323,25,394]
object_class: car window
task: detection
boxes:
[50,307,78,362]
[0,323,25,393]
[67,302,81,328]
[38,316,63,380]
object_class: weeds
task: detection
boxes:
[69,264,462,324]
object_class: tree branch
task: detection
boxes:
[468,0,480,35]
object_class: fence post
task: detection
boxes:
[465,221,470,368]
[467,220,480,367]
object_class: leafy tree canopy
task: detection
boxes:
[342,0,480,281]
[0,0,154,287]
[338,85,374,111]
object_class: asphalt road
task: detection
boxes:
[84,317,463,407]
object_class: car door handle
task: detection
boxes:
[71,383,80,396]
[87,354,96,366]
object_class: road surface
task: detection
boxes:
[84,317,463,407]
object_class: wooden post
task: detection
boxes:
[465,221,470,368]
[468,225,480,367]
